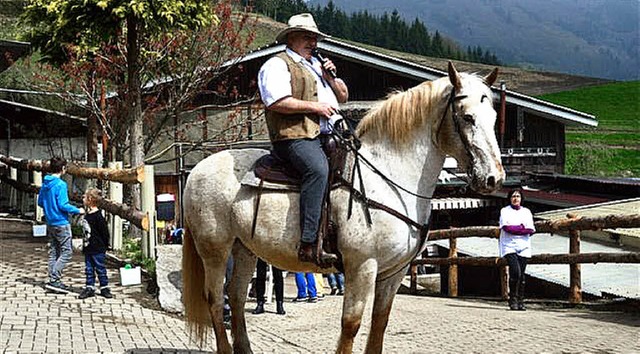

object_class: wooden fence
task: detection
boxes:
[0,154,157,258]
[411,213,640,304]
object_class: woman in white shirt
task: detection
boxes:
[499,189,535,310]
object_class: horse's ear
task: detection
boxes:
[484,68,499,87]
[447,61,462,90]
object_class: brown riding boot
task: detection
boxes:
[298,241,338,268]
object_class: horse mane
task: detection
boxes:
[356,78,451,146]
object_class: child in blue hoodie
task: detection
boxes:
[38,157,84,293]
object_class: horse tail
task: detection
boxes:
[182,226,211,346]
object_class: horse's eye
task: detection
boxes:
[463,114,475,124]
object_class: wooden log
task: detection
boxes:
[428,226,499,240]
[448,237,458,297]
[66,164,145,184]
[535,214,640,233]
[0,174,39,193]
[567,213,582,304]
[94,196,149,231]
[0,154,144,184]
[427,214,640,241]
[413,252,640,266]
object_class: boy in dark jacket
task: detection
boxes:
[78,188,113,299]
[39,157,84,293]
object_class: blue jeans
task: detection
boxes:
[327,273,344,291]
[47,224,73,283]
[295,272,317,299]
[273,137,329,244]
[84,252,109,288]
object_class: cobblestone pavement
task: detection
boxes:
[1,230,639,354]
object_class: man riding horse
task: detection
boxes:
[257,13,349,267]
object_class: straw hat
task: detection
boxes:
[275,13,330,43]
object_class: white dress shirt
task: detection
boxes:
[258,48,342,133]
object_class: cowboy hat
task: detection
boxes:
[275,13,330,43]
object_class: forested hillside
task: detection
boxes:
[242,0,500,65]
[309,0,639,80]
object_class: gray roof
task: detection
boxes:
[432,233,639,299]
[237,39,597,127]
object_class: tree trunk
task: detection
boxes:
[127,14,144,239]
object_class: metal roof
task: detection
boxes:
[237,39,597,127]
[432,233,640,299]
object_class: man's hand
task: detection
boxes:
[314,102,339,118]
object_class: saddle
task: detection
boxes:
[250,134,350,270]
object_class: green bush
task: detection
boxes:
[117,236,156,277]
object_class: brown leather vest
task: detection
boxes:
[265,52,321,142]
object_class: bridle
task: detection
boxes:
[332,86,487,281]
[333,86,475,237]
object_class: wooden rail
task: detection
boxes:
[411,213,640,303]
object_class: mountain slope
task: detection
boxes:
[308,0,639,80]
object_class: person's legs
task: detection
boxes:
[504,253,521,310]
[516,255,529,310]
[273,138,328,244]
[85,254,96,288]
[79,253,97,299]
[50,225,73,284]
[255,259,267,303]
[305,272,317,300]
[327,273,337,294]
[253,259,267,314]
[295,272,308,300]
[272,266,284,302]
[336,272,345,294]
[47,228,61,283]
[272,266,286,315]
[93,253,108,288]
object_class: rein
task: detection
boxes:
[334,86,464,236]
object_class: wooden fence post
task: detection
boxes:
[33,171,43,222]
[108,161,123,251]
[141,165,156,259]
[9,167,17,208]
[568,213,582,304]
[410,263,418,295]
[448,237,458,297]
[499,265,509,300]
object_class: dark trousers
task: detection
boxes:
[255,259,284,303]
[272,137,329,244]
[504,253,528,301]
[504,253,528,283]
[84,252,109,288]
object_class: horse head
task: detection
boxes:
[433,61,505,193]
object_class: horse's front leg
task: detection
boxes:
[364,265,408,354]
[336,259,377,354]
[228,241,257,354]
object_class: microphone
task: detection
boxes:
[311,48,337,78]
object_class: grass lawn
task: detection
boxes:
[538,81,639,177]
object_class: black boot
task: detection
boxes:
[508,279,519,311]
[298,241,337,268]
[276,301,286,315]
[252,301,265,315]
[517,280,526,311]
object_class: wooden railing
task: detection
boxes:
[411,213,640,304]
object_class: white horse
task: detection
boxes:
[182,62,504,354]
